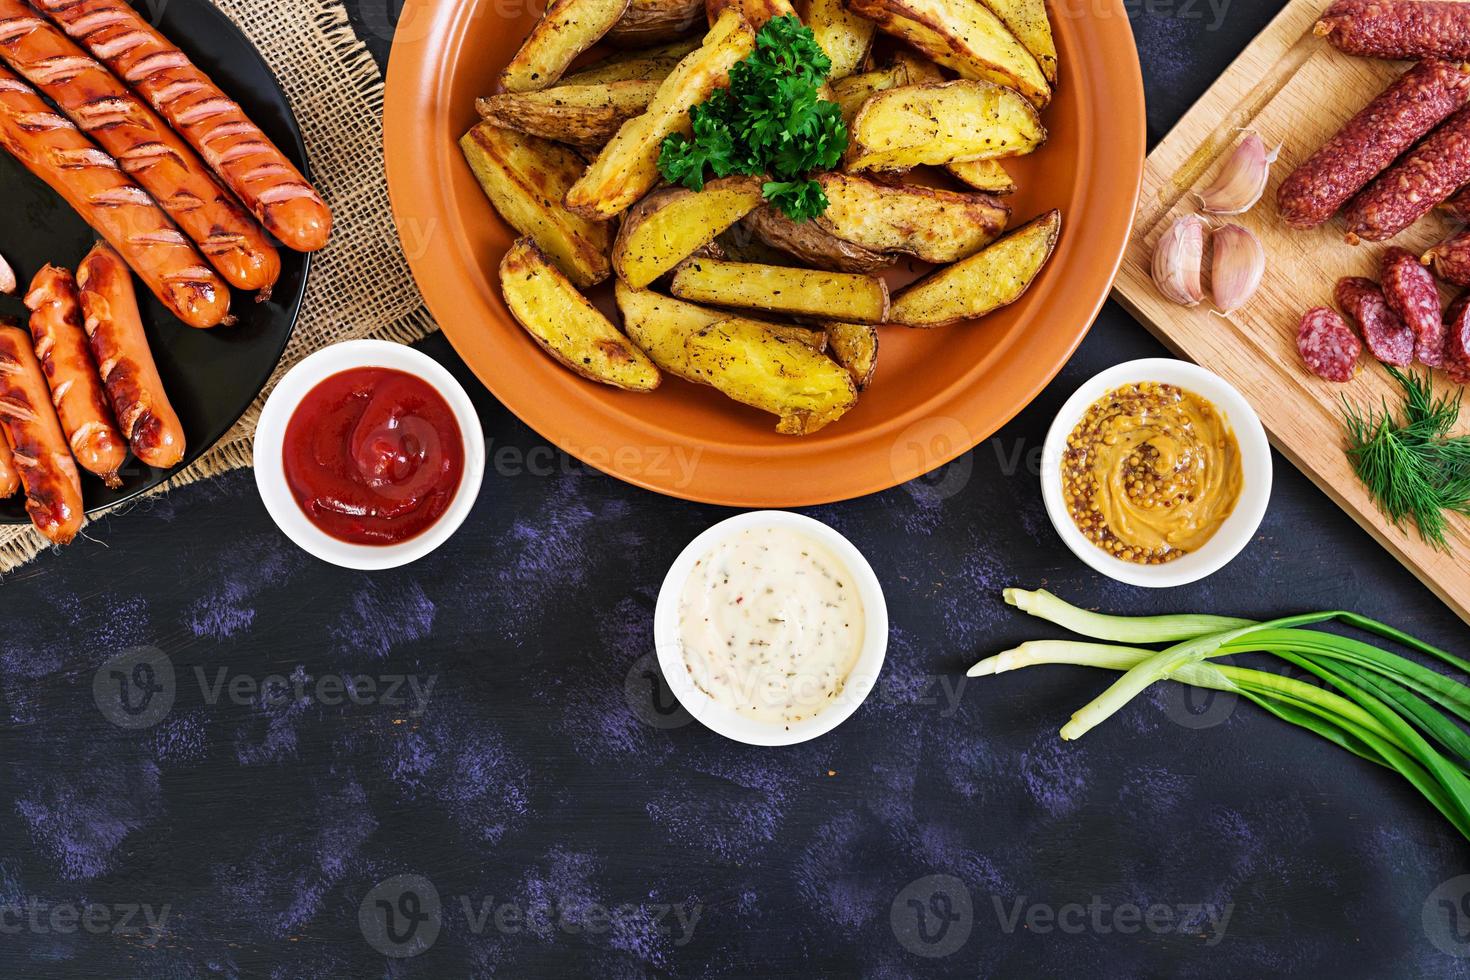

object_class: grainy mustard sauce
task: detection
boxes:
[1062,382,1243,564]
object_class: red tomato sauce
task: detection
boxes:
[283,367,464,545]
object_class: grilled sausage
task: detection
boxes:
[0,427,18,497]
[24,264,127,486]
[1343,103,1470,243]
[0,0,280,295]
[34,0,332,253]
[1276,60,1470,230]
[77,242,184,469]
[0,66,230,327]
[0,319,85,544]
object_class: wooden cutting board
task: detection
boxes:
[1111,0,1470,624]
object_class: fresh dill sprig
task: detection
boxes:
[1341,368,1470,550]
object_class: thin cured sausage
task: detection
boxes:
[1315,0,1470,60]
[0,427,18,497]
[0,64,230,327]
[0,319,84,544]
[0,0,279,294]
[1343,104,1470,243]
[1334,276,1413,367]
[1444,294,1470,383]
[1381,246,1445,366]
[1423,229,1470,287]
[77,242,185,469]
[1276,60,1470,230]
[24,264,127,486]
[1297,306,1361,382]
[33,0,332,253]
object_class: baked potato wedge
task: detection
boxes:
[684,318,858,434]
[501,238,660,389]
[740,205,893,273]
[887,209,1059,327]
[476,81,659,151]
[617,282,824,380]
[501,0,632,92]
[846,0,1049,106]
[561,38,701,84]
[947,158,1016,194]
[980,0,1057,84]
[670,258,891,322]
[705,0,797,28]
[612,177,766,287]
[824,321,879,389]
[800,0,875,80]
[846,80,1045,171]
[815,173,1010,263]
[606,0,707,47]
[891,49,947,84]
[565,9,757,219]
[460,124,613,288]
[829,64,911,126]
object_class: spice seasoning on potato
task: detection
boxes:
[1061,382,1243,565]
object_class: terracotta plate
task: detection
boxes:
[383,0,1145,506]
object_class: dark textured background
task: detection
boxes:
[3,0,1470,976]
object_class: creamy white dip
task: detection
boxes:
[676,525,865,727]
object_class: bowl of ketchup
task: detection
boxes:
[254,340,485,569]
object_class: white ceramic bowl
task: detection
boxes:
[254,340,485,570]
[654,511,889,746]
[1040,358,1272,588]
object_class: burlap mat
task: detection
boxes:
[0,0,438,572]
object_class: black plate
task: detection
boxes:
[0,0,310,523]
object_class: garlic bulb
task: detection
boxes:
[1152,214,1207,306]
[1211,224,1265,313]
[1198,132,1278,215]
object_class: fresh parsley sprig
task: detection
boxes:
[657,15,848,222]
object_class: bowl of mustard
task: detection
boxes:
[1040,358,1272,588]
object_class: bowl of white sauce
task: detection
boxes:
[653,511,889,746]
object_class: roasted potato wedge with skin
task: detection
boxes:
[502,239,661,389]
[740,205,894,273]
[824,320,878,389]
[461,124,613,288]
[612,177,766,287]
[606,0,707,47]
[501,0,632,92]
[800,0,876,80]
[561,38,702,84]
[616,282,824,380]
[946,158,1015,194]
[891,49,947,84]
[706,0,797,28]
[714,226,800,265]
[829,64,910,125]
[671,258,891,322]
[815,173,1010,263]
[979,0,1057,84]
[477,81,659,150]
[846,80,1045,171]
[846,0,1050,106]
[684,318,858,434]
[565,10,757,220]
[887,209,1060,327]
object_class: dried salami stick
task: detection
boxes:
[1298,306,1362,382]
[1424,229,1470,287]
[1382,246,1445,366]
[1444,294,1470,383]
[0,0,280,294]
[1315,0,1470,60]
[1440,184,1470,222]
[1343,104,1470,243]
[1276,60,1470,230]
[33,0,332,253]
[1335,275,1414,367]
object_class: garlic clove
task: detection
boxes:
[1211,223,1265,313]
[1198,132,1279,215]
[0,252,12,295]
[1152,214,1207,306]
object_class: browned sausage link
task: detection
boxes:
[77,241,185,469]
[24,263,127,486]
[1343,104,1470,243]
[1276,60,1470,229]
[0,0,280,295]
[0,66,231,327]
[0,425,18,497]
[0,320,84,544]
[1424,228,1470,287]
[1315,0,1470,60]
[34,0,332,253]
